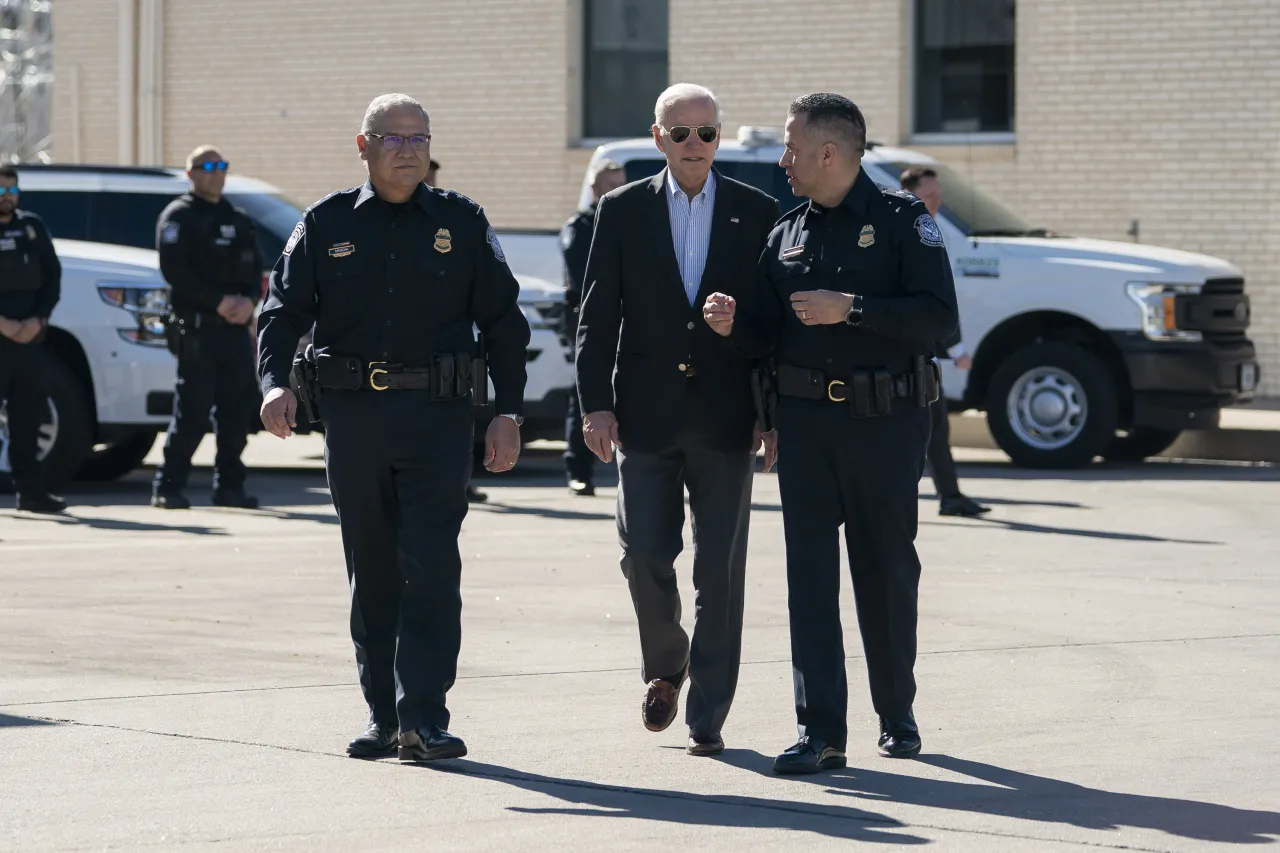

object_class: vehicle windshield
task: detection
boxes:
[225,192,306,261]
[877,161,1041,237]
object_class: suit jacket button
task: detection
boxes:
[686,321,695,330]
[678,363,687,372]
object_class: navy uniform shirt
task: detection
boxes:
[256,181,531,415]
[559,202,597,338]
[0,210,60,321]
[733,167,958,375]
[156,193,264,315]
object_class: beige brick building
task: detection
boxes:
[48,0,1280,394]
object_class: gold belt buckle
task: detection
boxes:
[368,362,389,391]
[827,379,847,403]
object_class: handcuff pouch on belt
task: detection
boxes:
[749,360,778,433]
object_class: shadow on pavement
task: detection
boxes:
[922,517,1223,546]
[716,750,1280,845]
[411,759,925,844]
[2,511,229,536]
[0,714,58,728]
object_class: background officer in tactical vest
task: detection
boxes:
[0,164,66,514]
[705,93,958,775]
[151,146,264,510]
[559,159,625,496]
[257,93,530,763]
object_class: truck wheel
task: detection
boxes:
[0,354,95,493]
[1102,427,1182,463]
[985,342,1119,469]
[76,429,160,482]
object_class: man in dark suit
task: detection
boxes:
[576,83,779,757]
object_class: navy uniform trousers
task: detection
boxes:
[775,396,932,752]
[321,389,473,733]
[0,337,50,496]
[155,322,257,494]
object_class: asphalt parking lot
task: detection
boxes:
[2,436,1278,851]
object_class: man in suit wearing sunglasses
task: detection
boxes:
[151,146,264,510]
[575,83,779,757]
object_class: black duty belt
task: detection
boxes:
[315,352,472,398]
[776,360,940,417]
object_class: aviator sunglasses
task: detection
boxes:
[365,132,431,152]
[665,125,719,144]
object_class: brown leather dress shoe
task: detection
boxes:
[687,732,724,756]
[642,661,688,732]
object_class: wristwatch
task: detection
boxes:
[498,413,524,426]
[844,294,864,326]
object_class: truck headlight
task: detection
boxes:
[1125,282,1203,342]
[98,283,170,347]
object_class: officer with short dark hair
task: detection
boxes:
[559,159,625,496]
[0,164,66,514]
[705,92,958,774]
[151,145,264,510]
[257,93,530,763]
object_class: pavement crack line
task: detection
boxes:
[4,631,1277,711]
[15,717,1177,853]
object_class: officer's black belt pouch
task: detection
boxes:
[776,363,905,418]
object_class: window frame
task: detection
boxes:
[907,0,1017,145]
[578,0,669,145]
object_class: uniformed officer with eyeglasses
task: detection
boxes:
[257,93,530,763]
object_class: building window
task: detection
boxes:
[913,0,1015,137]
[583,0,668,139]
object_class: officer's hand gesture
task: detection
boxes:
[0,316,21,341]
[484,416,521,473]
[260,387,297,439]
[12,318,43,344]
[753,423,778,474]
[583,410,621,463]
[790,290,854,325]
[703,292,736,337]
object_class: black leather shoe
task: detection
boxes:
[346,722,399,759]
[151,491,191,510]
[399,726,467,762]
[687,731,724,757]
[16,492,67,514]
[568,479,596,497]
[878,713,922,758]
[466,484,488,503]
[773,736,846,775]
[212,489,259,509]
[939,495,990,517]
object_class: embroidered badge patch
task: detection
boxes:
[858,224,875,249]
[328,241,355,258]
[283,222,304,256]
[434,228,453,254]
[160,223,180,245]
[25,225,37,241]
[915,214,944,248]
[486,226,505,263]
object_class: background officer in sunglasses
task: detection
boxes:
[256,93,529,764]
[150,145,264,510]
[0,164,66,514]
[705,93,958,774]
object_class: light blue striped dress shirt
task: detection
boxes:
[665,168,717,306]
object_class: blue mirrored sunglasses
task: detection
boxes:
[0,186,20,195]
[197,161,229,172]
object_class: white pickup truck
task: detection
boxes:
[0,238,573,490]
[501,128,1260,468]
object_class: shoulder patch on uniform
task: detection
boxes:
[914,213,944,248]
[283,222,304,256]
[160,222,180,244]
[26,225,38,241]
[486,225,506,263]
[560,227,574,249]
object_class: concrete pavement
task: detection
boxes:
[2,436,1278,851]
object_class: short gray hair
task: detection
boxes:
[587,159,623,185]
[653,83,723,128]
[361,93,430,136]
